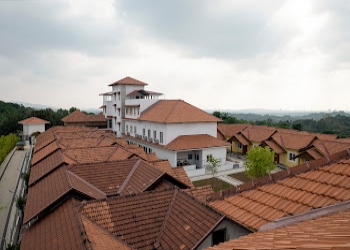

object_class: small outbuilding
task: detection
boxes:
[18,117,50,144]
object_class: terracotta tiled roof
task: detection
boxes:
[82,216,133,250]
[152,160,194,188]
[206,207,350,250]
[209,153,350,231]
[241,125,276,143]
[21,198,89,250]
[311,139,350,156]
[68,159,191,196]
[229,133,250,146]
[165,134,230,151]
[32,141,60,165]
[109,76,148,86]
[261,140,285,154]
[137,100,222,123]
[184,185,214,203]
[81,188,225,250]
[127,89,162,96]
[146,152,159,162]
[18,116,50,124]
[29,150,66,185]
[34,129,55,153]
[24,166,106,224]
[271,131,316,150]
[315,133,339,141]
[61,110,106,123]
[217,124,248,138]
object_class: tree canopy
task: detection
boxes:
[244,146,276,179]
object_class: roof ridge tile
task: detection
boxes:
[117,159,141,194]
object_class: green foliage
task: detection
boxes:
[244,146,276,179]
[205,156,221,178]
[6,243,20,250]
[16,196,26,211]
[0,133,19,164]
[22,171,30,186]
[212,111,248,124]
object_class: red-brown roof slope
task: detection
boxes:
[81,188,225,250]
[24,166,106,224]
[68,159,190,196]
[21,198,89,250]
[18,117,50,124]
[32,141,60,165]
[271,130,316,150]
[61,110,106,123]
[184,185,214,203]
[152,160,194,188]
[241,125,276,143]
[217,124,248,138]
[109,76,148,86]
[165,134,230,151]
[207,207,350,250]
[209,155,350,230]
[137,100,222,123]
[311,139,350,156]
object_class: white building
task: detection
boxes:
[100,76,229,168]
[18,117,50,143]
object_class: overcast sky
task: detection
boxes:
[0,0,349,112]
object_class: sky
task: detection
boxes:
[0,0,350,112]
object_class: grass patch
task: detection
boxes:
[229,172,251,183]
[192,178,233,192]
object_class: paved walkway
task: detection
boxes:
[216,175,244,186]
[190,166,245,182]
[0,147,28,249]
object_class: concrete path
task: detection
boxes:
[216,175,244,186]
[0,147,28,249]
[190,166,245,182]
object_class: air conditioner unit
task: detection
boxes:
[135,134,139,138]
[127,132,130,136]
[143,136,147,140]
[154,139,159,144]
[148,137,153,142]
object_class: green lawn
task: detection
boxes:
[228,172,251,183]
[192,178,233,192]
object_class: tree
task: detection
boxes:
[205,156,221,179]
[244,146,276,179]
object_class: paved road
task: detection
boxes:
[0,147,28,248]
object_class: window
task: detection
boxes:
[130,126,133,133]
[143,129,145,136]
[212,228,226,246]
[108,119,112,128]
[207,154,213,162]
[148,129,151,138]
[289,152,296,162]
[153,131,157,139]
[237,142,242,149]
[126,125,128,132]
[134,126,137,133]
[188,154,192,160]
[160,132,163,143]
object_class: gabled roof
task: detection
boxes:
[24,166,106,224]
[241,125,276,143]
[21,198,89,250]
[61,110,106,123]
[206,206,350,250]
[309,138,350,156]
[68,159,191,196]
[152,160,194,188]
[184,185,214,203]
[229,133,250,146]
[165,134,230,151]
[209,150,350,231]
[18,117,50,125]
[271,130,316,150]
[217,124,248,138]
[137,100,222,123]
[81,188,226,250]
[32,141,60,165]
[109,76,148,86]
[260,140,285,154]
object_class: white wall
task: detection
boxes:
[196,219,251,249]
[202,147,227,165]
[24,124,46,136]
[166,122,217,144]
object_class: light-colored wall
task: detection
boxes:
[202,147,227,165]
[231,141,243,154]
[24,124,46,136]
[280,149,300,167]
[167,122,217,144]
[196,219,251,249]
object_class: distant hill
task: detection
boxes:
[12,101,59,111]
